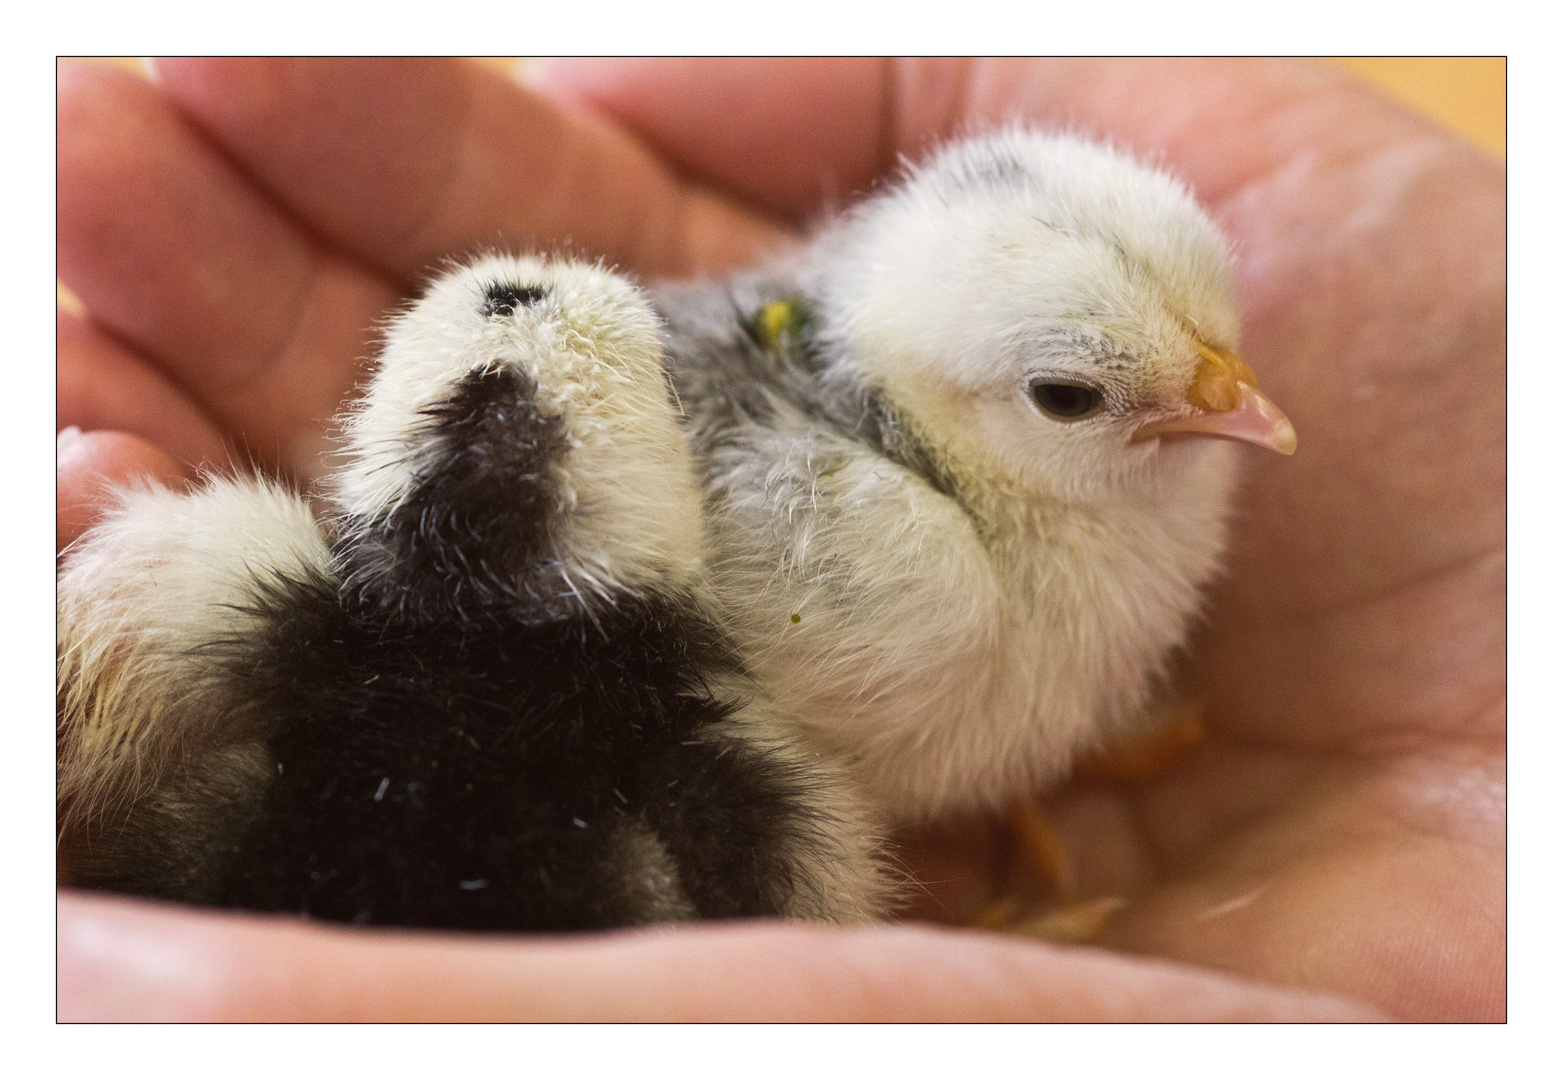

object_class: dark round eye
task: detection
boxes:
[1030,380,1103,421]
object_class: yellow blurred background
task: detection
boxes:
[1333,56,1504,157]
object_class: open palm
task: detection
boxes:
[56,57,1503,1021]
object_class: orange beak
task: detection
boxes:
[1131,342,1297,455]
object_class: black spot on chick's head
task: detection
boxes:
[483,282,547,318]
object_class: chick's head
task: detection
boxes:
[811,129,1295,507]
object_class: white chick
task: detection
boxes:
[655,129,1295,824]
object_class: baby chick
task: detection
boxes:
[56,255,891,930]
[655,129,1295,827]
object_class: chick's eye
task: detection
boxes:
[1030,380,1103,421]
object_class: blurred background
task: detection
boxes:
[1332,56,1504,157]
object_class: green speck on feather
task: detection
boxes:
[755,298,809,349]
[790,613,802,624]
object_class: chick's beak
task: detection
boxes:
[1131,343,1297,455]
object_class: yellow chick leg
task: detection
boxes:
[1013,896,1129,944]
[1072,697,1207,783]
[1006,795,1079,901]
[973,699,1209,942]
[968,798,1079,935]
[973,804,1126,944]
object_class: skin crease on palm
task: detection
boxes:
[54,57,1504,1022]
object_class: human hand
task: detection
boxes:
[56,57,1500,1020]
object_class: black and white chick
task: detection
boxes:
[56,257,892,931]
[655,128,1296,825]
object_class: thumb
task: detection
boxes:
[57,428,187,554]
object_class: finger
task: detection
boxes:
[57,60,400,479]
[57,309,231,472]
[528,58,893,218]
[57,429,187,553]
[149,57,790,280]
[57,891,1381,1022]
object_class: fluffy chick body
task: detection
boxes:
[656,130,1249,821]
